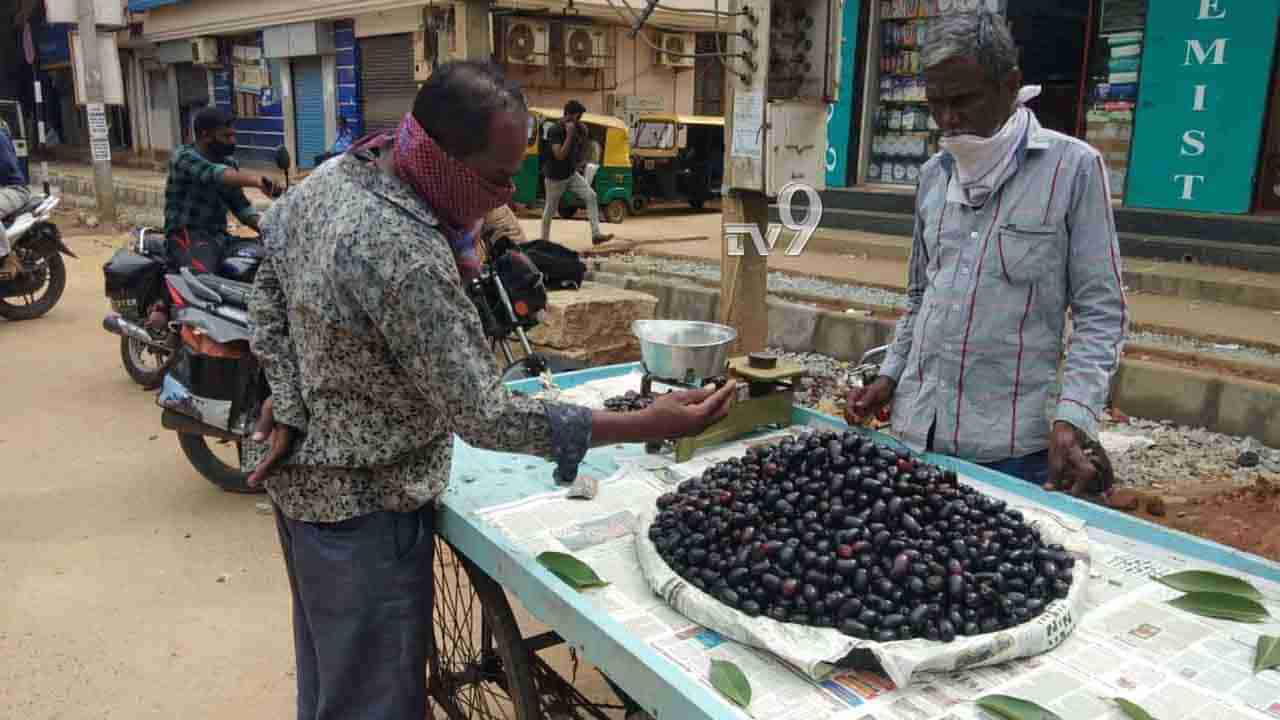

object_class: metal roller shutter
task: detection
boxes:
[293,58,327,169]
[359,33,417,135]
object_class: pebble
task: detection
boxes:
[255,502,273,515]
[216,573,230,584]
[768,347,1280,491]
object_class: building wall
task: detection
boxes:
[335,20,361,136]
[508,28,696,119]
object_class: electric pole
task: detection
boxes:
[78,0,116,222]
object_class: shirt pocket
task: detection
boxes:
[994,223,1061,286]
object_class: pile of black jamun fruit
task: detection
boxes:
[648,431,1074,643]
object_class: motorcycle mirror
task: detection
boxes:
[273,145,291,171]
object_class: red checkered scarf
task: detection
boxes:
[376,112,515,282]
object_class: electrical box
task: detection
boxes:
[657,32,696,68]
[564,25,608,70]
[503,19,550,67]
[766,100,827,195]
[263,22,337,59]
[724,0,841,196]
[415,10,458,81]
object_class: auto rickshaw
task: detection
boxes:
[630,113,725,212]
[513,107,633,224]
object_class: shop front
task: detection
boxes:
[829,0,1280,215]
[835,0,1280,217]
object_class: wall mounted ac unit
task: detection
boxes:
[564,25,607,69]
[504,19,549,66]
[657,32,695,68]
[191,37,220,67]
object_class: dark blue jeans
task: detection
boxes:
[980,450,1051,485]
[273,504,436,720]
[925,421,1050,485]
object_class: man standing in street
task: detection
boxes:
[540,99,613,245]
[163,107,274,273]
[847,12,1126,496]
[0,118,31,279]
[247,61,734,719]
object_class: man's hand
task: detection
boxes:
[646,381,738,439]
[247,397,296,488]
[1046,421,1101,497]
[845,376,895,426]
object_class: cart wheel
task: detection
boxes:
[605,199,627,224]
[430,536,542,720]
[559,206,577,219]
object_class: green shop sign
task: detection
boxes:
[1126,0,1279,214]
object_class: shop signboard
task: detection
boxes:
[1126,0,1280,214]
[825,0,860,187]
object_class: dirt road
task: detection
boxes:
[0,227,612,718]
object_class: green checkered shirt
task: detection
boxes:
[163,144,258,237]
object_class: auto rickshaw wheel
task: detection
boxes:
[558,206,577,219]
[689,196,706,210]
[629,195,647,215]
[605,199,627,224]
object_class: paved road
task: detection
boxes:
[0,226,613,718]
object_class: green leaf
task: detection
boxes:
[1167,592,1270,623]
[1256,636,1280,674]
[975,695,1062,720]
[1156,571,1263,601]
[536,551,610,591]
[709,659,752,709]
[1114,698,1159,720]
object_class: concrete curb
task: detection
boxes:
[798,230,1280,312]
[588,270,1280,447]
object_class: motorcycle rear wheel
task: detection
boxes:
[177,433,262,494]
[121,335,176,389]
[0,250,66,321]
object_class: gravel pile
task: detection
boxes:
[769,348,1280,492]
[607,255,911,310]
[603,255,1280,366]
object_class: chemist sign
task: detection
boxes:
[1126,0,1280,214]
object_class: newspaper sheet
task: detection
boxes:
[473,382,1280,720]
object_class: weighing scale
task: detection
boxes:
[639,351,806,462]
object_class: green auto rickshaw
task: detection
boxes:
[514,107,633,224]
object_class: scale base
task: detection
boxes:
[641,355,805,462]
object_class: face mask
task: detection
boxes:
[208,141,236,159]
[392,112,515,231]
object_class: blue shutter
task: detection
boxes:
[292,58,326,169]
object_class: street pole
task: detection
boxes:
[717,0,768,355]
[78,0,116,222]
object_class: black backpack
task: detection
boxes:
[517,239,586,290]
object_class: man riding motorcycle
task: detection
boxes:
[0,117,31,280]
[162,107,276,276]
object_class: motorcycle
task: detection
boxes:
[0,188,75,321]
[103,175,282,389]
[106,146,289,493]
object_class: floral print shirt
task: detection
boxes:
[248,148,591,522]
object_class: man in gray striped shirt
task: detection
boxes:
[848,12,1127,495]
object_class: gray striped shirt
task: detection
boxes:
[882,117,1128,463]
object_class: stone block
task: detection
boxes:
[532,339,644,367]
[766,299,819,352]
[665,283,719,323]
[811,310,897,362]
[525,281,657,351]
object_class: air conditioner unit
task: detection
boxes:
[564,25,607,69]
[657,32,694,68]
[191,37,220,67]
[504,19,549,67]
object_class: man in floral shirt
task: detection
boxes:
[247,61,735,719]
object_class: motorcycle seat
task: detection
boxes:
[1,195,46,226]
[198,274,254,309]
